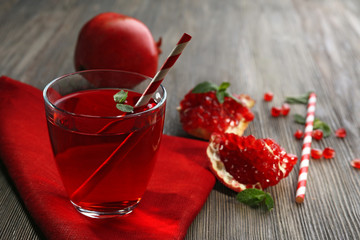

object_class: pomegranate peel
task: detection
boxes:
[234,94,256,108]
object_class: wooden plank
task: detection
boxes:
[0,0,359,239]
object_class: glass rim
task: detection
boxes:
[43,69,167,119]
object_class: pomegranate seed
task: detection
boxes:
[281,103,291,116]
[271,107,281,117]
[311,148,322,159]
[264,92,274,101]
[312,130,323,140]
[243,111,255,121]
[335,128,347,138]
[350,159,360,169]
[323,147,335,159]
[294,129,304,139]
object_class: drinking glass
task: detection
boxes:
[43,70,166,218]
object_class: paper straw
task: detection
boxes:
[295,92,317,204]
[70,34,192,203]
[135,33,192,107]
[71,128,150,203]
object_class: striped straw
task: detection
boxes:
[295,92,317,204]
[135,33,192,107]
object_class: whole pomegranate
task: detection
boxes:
[74,12,161,77]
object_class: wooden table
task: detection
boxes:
[1,0,359,239]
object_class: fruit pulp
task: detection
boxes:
[47,89,165,213]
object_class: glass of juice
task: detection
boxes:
[43,70,166,218]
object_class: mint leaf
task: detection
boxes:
[313,119,331,137]
[116,104,134,113]
[113,90,128,103]
[293,114,331,137]
[113,90,134,113]
[264,194,274,210]
[294,114,306,124]
[191,81,235,104]
[216,91,225,104]
[216,82,231,104]
[285,92,311,104]
[236,189,274,211]
[191,82,218,93]
[218,82,230,92]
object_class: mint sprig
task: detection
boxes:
[294,114,331,137]
[285,92,312,104]
[191,81,233,104]
[236,188,274,211]
[191,82,218,93]
[113,90,134,113]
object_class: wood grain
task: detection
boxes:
[1,0,359,239]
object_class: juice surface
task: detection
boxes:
[55,88,155,116]
[47,89,165,212]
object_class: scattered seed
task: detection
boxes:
[323,147,335,159]
[311,148,323,159]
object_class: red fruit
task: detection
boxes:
[351,159,360,169]
[74,12,161,78]
[323,147,335,159]
[281,103,291,116]
[264,92,274,101]
[271,107,281,117]
[335,128,347,138]
[311,148,322,159]
[178,89,255,140]
[312,130,323,140]
[207,133,298,191]
[294,129,304,139]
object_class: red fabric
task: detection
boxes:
[0,76,215,240]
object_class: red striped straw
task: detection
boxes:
[135,33,192,107]
[295,92,317,204]
[70,34,192,202]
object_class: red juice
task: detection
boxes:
[46,89,165,213]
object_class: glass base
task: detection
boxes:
[71,201,140,219]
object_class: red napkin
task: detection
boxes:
[0,76,215,240]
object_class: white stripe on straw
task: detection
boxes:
[295,92,317,204]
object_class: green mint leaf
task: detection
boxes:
[285,92,311,104]
[216,91,226,104]
[293,114,331,138]
[114,90,134,113]
[218,82,230,92]
[313,119,331,137]
[191,81,218,93]
[236,189,274,211]
[116,104,134,113]
[191,81,234,104]
[236,188,265,206]
[216,82,232,103]
[264,194,274,210]
[224,91,231,97]
[294,114,306,124]
[113,90,128,104]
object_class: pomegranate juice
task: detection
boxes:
[46,89,165,213]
